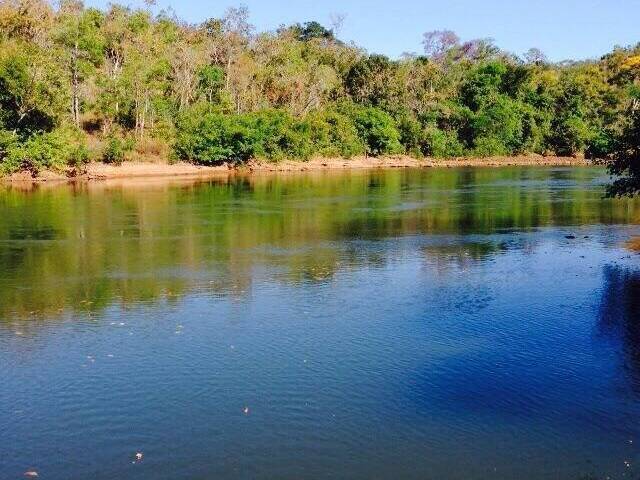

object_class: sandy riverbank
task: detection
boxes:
[1,154,590,183]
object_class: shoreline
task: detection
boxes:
[1,155,590,184]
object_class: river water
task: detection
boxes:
[1,167,640,479]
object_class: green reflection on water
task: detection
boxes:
[0,167,638,321]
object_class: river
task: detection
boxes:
[1,166,640,479]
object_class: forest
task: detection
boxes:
[1,0,640,185]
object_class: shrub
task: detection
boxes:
[0,129,18,162]
[549,115,595,156]
[473,136,509,157]
[305,109,364,158]
[348,106,403,156]
[102,135,133,165]
[246,110,313,160]
[396,114,424,157]
[471,96,525,154]
[174,109,255,164]
[175,107,364,164]
[585,129,614,160]
[2,127,88,174]
[422,127,464,158]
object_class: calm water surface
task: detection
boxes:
[1,167,640,480]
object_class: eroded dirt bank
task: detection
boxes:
[1,155,590,183]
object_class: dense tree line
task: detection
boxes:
[0,0,639,184]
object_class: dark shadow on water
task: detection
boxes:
[598,264,640,389]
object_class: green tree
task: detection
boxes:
[55,1,105,127]
[606,107,640,197]
[348,105,403,156]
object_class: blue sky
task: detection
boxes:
[85,0,640,61]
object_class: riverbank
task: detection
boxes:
[1,154,590,183]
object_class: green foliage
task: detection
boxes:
[244,110,308,160]
[0,129,18,162]
[606,107,640,197]
[422,126,465,158]
[586,129,615,159]
[460,61,509,110]
[471,96,526,154]
[305,109,364,158]
[0,1,639,180]
[348,105,403,156]
[1,127,88,174]
[176,107,360,164]
[345,55,403,111]
[102,135,133,164]
[198,65,225,104]
[550,115,595,156]
[290,21,334,42]
[0,43,65,134]
[174,108,254,164]
[472,136,509,157]
[396,114,424,157]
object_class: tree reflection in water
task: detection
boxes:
[599,264,640,388]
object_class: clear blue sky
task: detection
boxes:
[85,0,640,61]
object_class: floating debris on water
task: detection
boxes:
[24,471,38,477]
[243,406,250,415]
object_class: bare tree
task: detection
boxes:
[524,47,548,65]
[223,5,253,39]
[221,5,253,91]
[329,12,346,37]
[422,30,459,61]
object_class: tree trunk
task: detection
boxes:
[72,42,80,128]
